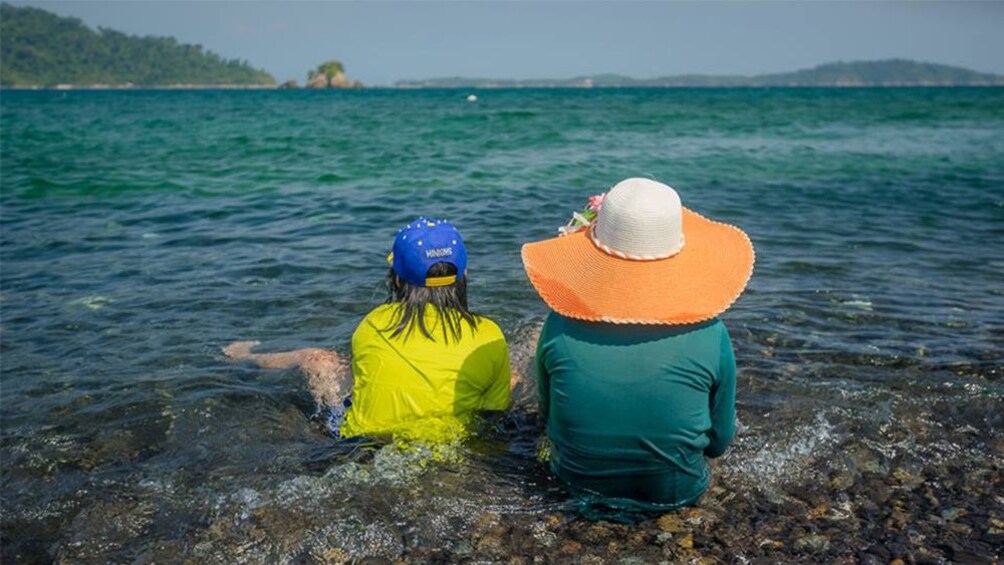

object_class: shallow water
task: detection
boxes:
[2,88,1003,563]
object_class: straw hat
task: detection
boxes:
[521,178,754,325]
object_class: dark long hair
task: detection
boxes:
[385,261,479,343]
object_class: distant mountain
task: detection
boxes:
[0,3,275,87]
[748,60,1004,87]
[396,60,1004,89]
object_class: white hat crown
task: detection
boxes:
[591,178,684,261]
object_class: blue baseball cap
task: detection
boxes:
[389,217,468,287]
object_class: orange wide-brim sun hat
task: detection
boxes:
[521,179,755,325]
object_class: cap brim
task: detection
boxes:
[521,208,754,325]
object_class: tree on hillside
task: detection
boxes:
[308,60,345,81]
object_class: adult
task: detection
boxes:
[521,178,754,514]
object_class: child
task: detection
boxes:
[225,218,511,442]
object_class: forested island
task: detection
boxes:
[397,60,1004,89]
[0,3,275,88]
[3,2,1001,90]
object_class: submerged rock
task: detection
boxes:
[941,507,967,521]
[792,533,830,553]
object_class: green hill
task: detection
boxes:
[748,59,1004,87]
[396,60,1004,88]
[0,3,275,87]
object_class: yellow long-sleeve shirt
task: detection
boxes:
[340,304,510,443]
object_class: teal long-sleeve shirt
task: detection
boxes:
[536,313,737,510]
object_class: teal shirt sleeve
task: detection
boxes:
[535,315,552,423]
[705,325,736,458]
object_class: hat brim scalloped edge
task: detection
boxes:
[521,208,755,325]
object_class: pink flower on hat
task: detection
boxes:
[588,193,606,212]
[557,192,607,236]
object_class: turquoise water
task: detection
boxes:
[2,88,1003,562]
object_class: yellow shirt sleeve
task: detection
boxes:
[477,323,511,411]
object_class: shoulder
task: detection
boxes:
[689,317,727,338]
[353,304,396,339]
[542,311,565,334]
[360,303,396,324]
[708,318,730,342]
[473,315,506,342]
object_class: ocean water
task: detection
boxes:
[2,88,1003,563]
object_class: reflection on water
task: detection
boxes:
[2,88,1003,562]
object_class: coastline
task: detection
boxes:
[3,81,999,91]
[1,83,280,91]
[4,82,1003,91]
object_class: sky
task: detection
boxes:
[11,1,1004,85]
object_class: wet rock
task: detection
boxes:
[474,525,509,555]
[947,522,973,535]
[829,471,855,491]
[806,503,829,520]
[759,538,784,550]
[559,540,582,555]
[132,540,189,564]
[850,446,887,474]
[891,468,923,490]
[628,531,647,544]
[886,509,910,530]
[862,476,891,504]
[906,528,926,545]
[55,499,155,561]
[913,549,944,565]
[453,541,472,556]
[321,547,350,564]
[529,521,556,548]
[792,534,829,553]
[681,507,715,526]
[657,514,686,533]
[862,544,891,562]
[940,507,967,521]
[581,523,614,543]
[944,547,995,565]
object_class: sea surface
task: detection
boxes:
[2,88,1003,563]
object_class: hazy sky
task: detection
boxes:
[12,1,1004,85]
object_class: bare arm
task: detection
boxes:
[223,341,352,409]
